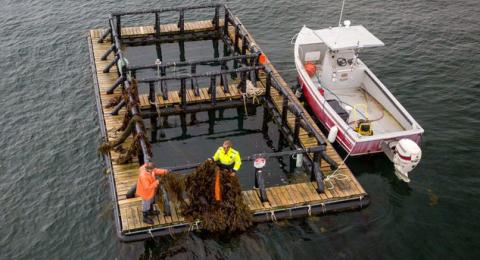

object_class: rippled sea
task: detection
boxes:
[1,0,480,259]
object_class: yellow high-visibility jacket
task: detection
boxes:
[213,147,242,171]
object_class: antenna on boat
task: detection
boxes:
[338,0,346,27]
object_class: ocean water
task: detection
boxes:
[1,0,479,258]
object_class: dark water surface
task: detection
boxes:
[1,0,480,259]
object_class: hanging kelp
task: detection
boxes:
[98,115,142,154]
[181,160,253,233]
[105,95,122,108]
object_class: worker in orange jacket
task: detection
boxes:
[136,162,169,225]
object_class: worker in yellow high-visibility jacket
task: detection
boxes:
[212,140,242,175]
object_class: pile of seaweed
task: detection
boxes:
[162,160,253,233]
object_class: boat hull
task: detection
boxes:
[298,75,422,156]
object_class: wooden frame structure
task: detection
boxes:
[88,4,369,242]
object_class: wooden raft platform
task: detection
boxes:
[89,17,368,242]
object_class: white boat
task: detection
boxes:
[294,21,424,182]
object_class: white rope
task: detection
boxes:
[270,210,277,222]
[242,80,265,115]
[307,205,312,216]
[148,228,154,239]
[324,149,352,189]
[321,203,326,214]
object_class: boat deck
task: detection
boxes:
[88,6,369,242]
[311,77,405,134]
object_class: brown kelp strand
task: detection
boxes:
[105,95,122,108]
[98,115,142,154]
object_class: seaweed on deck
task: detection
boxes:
[160,160,253,233]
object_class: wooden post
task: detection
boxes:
[98,28,112,43]
[106,76,124,94]
[178,40,185,61]
[208,110,215,134]
[160,67,168,100]
[191,64,200,96]
[213,39,219,58]
[311,152,325,193]
[224,7,229,34]
[241,35,248,55]
[281,95,288,124]
[180,113,187,137]
[178,9,185,33]
[254,168,268,202]
[110,99,125,116]
[116,15,121,39]
[154,12,160,39]
[180,78,187,108]
[210,75,216,105]
[266,71,272,98]
[150,113,158,143]
[213,6,220,31]
[101,44,116,61]
[261,106,270,135]
[234,24,240,51]
[236,107,244,130]
[293,115,301,145]
[149,82,155,102]
[103,54,119,73]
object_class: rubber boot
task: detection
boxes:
[148,203,159,215]
[143,212,154,225]
[148,209,160,216]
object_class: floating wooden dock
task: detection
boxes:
[88,4,369,242]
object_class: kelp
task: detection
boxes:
[105,95,122,108]
[179,160,253,233]
[98,115,142,155]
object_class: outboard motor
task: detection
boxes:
[393,139,422,182]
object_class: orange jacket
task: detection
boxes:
[135,165,168,200]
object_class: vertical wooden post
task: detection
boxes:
[178,9,185,33]
[254,168,268,202]
[161,68,168,100]
[178,40,185,61]
[266,71,272,98]
[150,114,158,143]
[239,71,246,93]
[208,110,215,134]
[210,75,216,104]
[234,24,240,51]
[236,107,244,130]
[311,152,325,193]
[212,39,219,58]
[180,113,187,137]
[154,12,160,39]
[224,7,229,34]
[242,35,248,56]
[213,6,220,31]
[116,15,121,39]
[149,82,155,102]
[262,106,270,135]
[180,78,187,108]
[190,64,197,91]
[281,95,288,123]
[293,115,301,144]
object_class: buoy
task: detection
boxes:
[327,126,338,143]
[304,62,316,77]
[295,153,303,168]
[258,53,267,64]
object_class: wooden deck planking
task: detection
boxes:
[137,82,255,109]
[90,19,367,235]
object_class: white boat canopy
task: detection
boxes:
[312,25,384,51]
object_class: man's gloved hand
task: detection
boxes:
[230,170,236,177]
